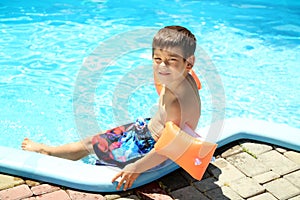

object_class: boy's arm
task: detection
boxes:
[112,95,181,190]
[131,95,182,172]
[132,95,184,172]
[127,148,168,173]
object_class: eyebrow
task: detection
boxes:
[168,53,181,57]
[153,53,182,57]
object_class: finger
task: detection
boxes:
[127,176,137,190]
[124,175,137,191]
[111,172,122,183]
[117,176,127,190]
[112,172,125,191]
[123,179,131,191]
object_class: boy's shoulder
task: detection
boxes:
[179,74,199,96]
[163,74,199,101]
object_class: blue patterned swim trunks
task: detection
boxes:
[92,118,156,168]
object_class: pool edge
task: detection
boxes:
[1,118,299,192]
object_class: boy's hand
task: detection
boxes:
[111,163,140,191]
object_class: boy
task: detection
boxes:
[22,25,201,191]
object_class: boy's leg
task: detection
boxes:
[21,136,93,161]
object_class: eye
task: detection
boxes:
[154,57,162,63]
[168,57,178,63]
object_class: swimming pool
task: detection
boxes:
[0,0,300,191]
[0,0,299,192]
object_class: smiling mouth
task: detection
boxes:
[159,72,171,76]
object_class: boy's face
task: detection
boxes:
[153,48,190,86]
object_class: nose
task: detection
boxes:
[159,59,168,67]
[160,62,166,67]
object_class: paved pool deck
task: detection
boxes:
[1,140,300,200]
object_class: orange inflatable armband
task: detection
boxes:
[154,122,217,180]
[189,69,202,90]
[154,71,163,95]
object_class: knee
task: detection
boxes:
[82,137,93,152]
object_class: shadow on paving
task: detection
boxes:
[125,165,227,200]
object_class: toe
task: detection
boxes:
[21,138,29,149]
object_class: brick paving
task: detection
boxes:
[1,140,300,200]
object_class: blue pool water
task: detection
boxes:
[0,0,299,153]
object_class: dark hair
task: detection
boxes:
[152,26,196,59]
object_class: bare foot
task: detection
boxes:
[21,138,49,155]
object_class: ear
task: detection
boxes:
[186,55,195,70]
